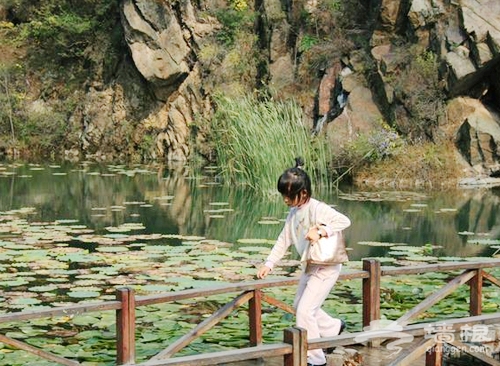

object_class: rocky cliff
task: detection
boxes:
[2,0,500,186]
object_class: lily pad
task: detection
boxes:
[67,290,101,298]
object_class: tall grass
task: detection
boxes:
[210,94,332,194]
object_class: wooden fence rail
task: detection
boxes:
[0,258,500,365]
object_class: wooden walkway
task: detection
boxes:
[1,259,500,365]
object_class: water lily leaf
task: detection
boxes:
[95,246,129,252]
[139,284,176,292]
[140,332,161,342]
[438,208,457,212]
[405,255,438,261]
[143,245,174,253]
[0,279,29,287]
[58,253,101,263]
[75,330,106,340]
[54,219,79,224]
[5,331,29,339]
[236,238,272,244]
[390,246,424,252]
[72,315,101,326]
[10,298,41,306]
[28,284,59,292]
[3,243,35,250]
[238,246,269,253]
[67,291,101,298]
[467,238,500,245]
[358,241,405,247]
[257,220,281,225]
[71,286,102,292]
[106,223,145,232]
[388,251,412,256]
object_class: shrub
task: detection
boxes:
[214,8,255,47]
[331,123,405,182]
[392,47,446,141]
[353,140,462,189]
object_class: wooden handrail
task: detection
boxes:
[380,259,500,276]
[0,301,121,322]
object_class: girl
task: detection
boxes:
[257,158,351,366]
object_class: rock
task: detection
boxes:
[326,346,363,366]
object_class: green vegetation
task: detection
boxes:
[355,140,462,188]
[213,7,255,47]
[392,46,446,141]
[0,0,123,158]
[210,94,332,193]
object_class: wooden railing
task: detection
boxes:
[1,258,500,365]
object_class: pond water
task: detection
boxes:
[1,161,499,261]
[1,161,500,365]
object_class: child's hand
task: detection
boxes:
[306,225,322,243]
[257,265,271,279]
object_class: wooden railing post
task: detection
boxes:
[469,269,483,316]
[116,287,136,365]
[362,259,381,328]
[425,340,442,366]
[249,289,263,346]
[283,327,307,366]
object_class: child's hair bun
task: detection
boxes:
[294,157,305,169]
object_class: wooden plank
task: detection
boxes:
[0,301,120,323]
[447,340,500,366]
[136,278,299,306]
[283,327,307,366]
[249,290,262,346]
[425,341,443,366]
[381,259,500,276]
[150,291,254,360]
[483,271,500,288]
[0,333,80,366]
[362,259,381,329]
[387,337,435,366]
[137,343,292,366]
[469,269,483,316]
[298,327,307,366]
[116,288,135,365]
[402,313,500,336]
[284,327,299,366]
[261,293,295,314]
[135,270,368,307]
[397,270,476,325]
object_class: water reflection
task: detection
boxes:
[0,162,498,261]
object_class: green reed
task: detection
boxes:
[211,95,332,193]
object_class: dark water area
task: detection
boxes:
[1,161,499,262]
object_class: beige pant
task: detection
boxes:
[294,263,343,365]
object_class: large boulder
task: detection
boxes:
[120,0,191,102]
[68,0,220,162]
[450,97,500,177]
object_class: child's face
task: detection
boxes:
[282,190,308,207]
